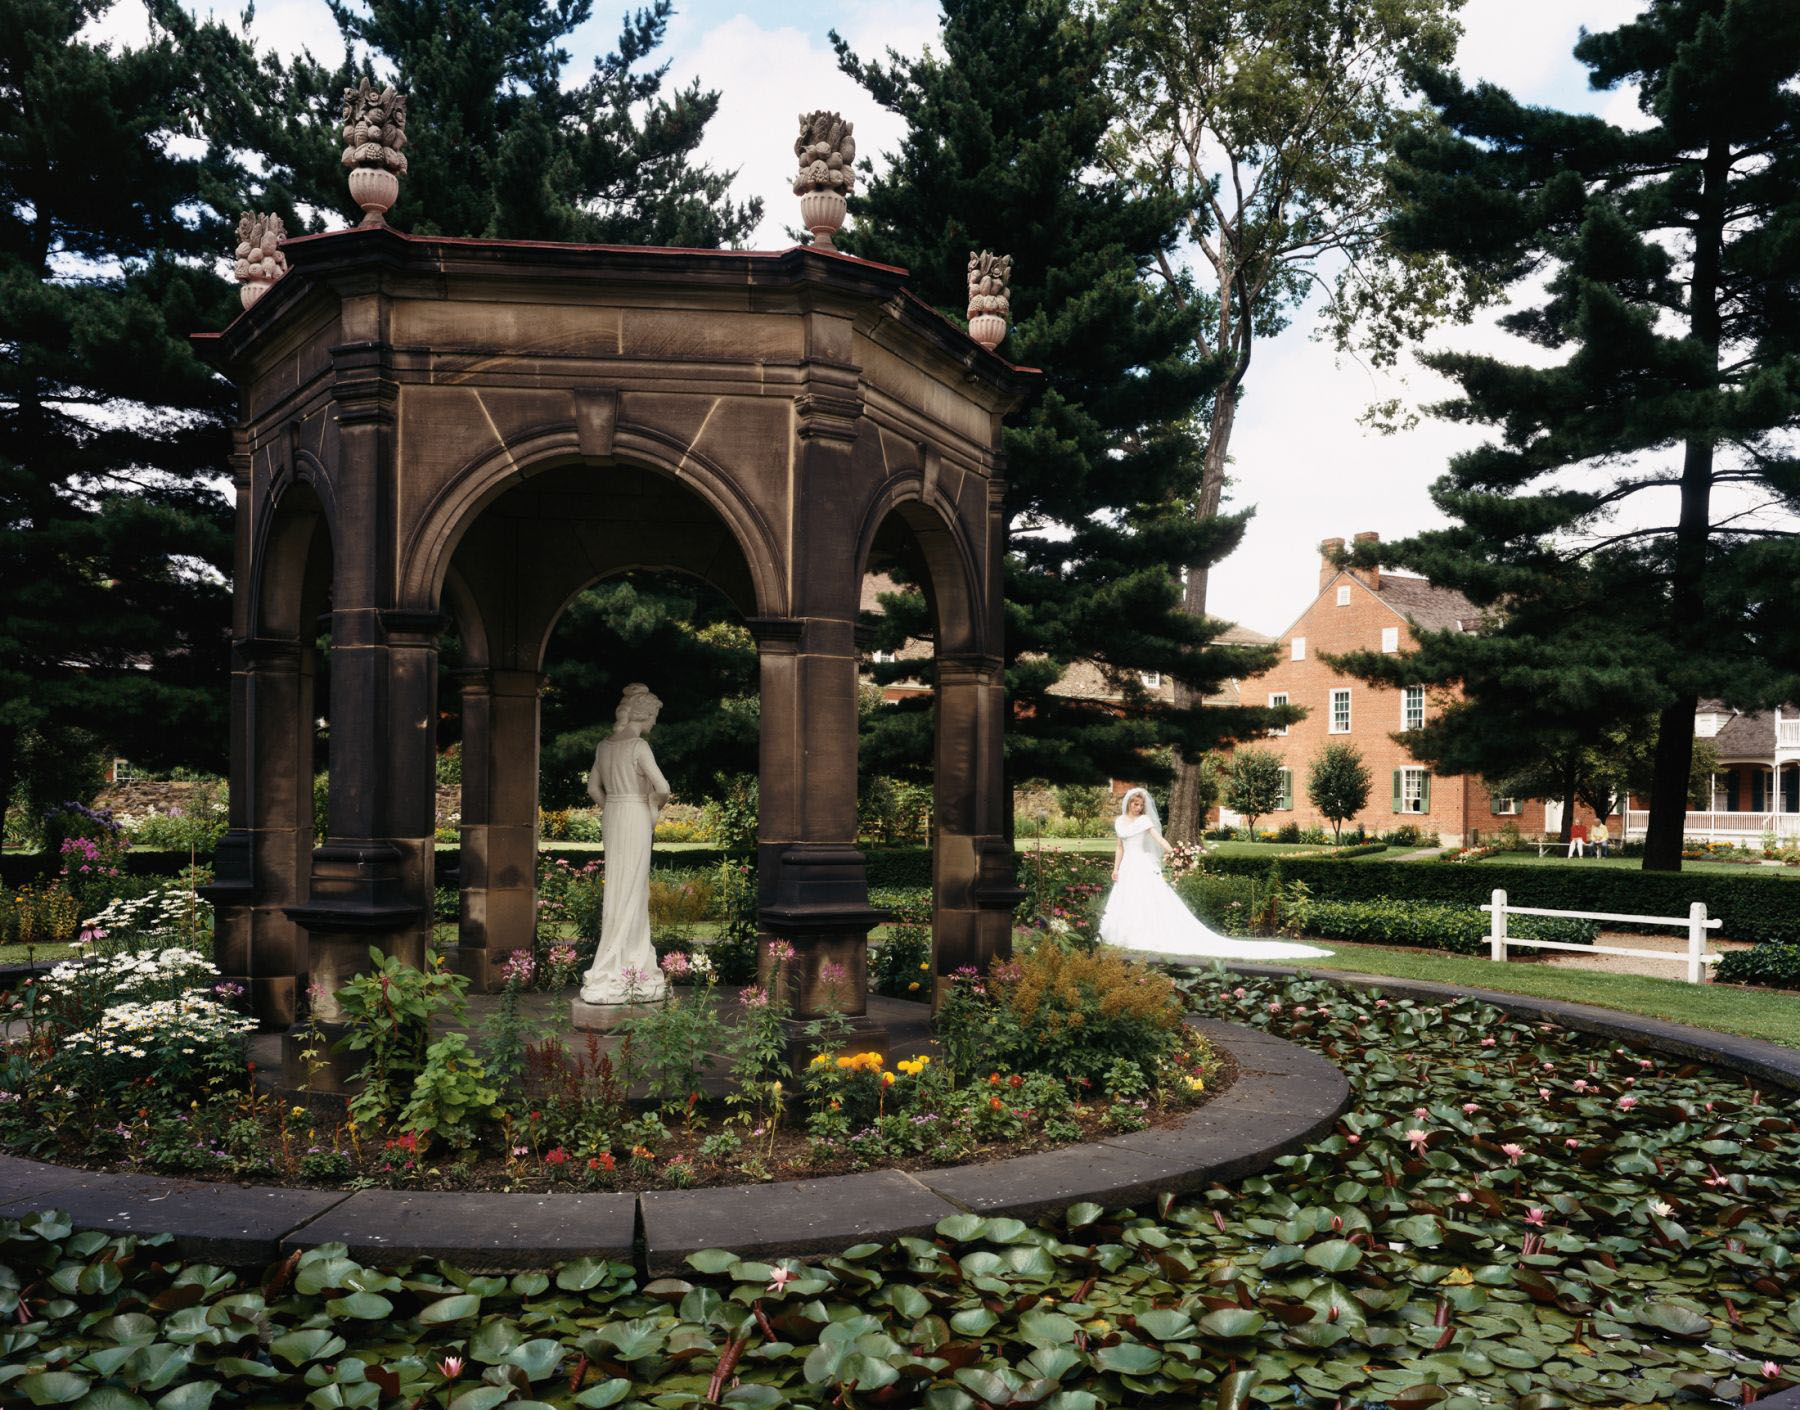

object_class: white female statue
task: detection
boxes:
[578,683,672,1005]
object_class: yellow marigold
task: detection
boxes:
[1186,1076,1205,1092]
[810,1053,832,1067]
[881,1072,896,1086]
[835,1055,855,1069]
[919,962,930,971]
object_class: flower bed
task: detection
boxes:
[0,937,1220,1195]
[6,972,1796,1409]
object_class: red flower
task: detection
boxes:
[544,1147,569,1166]
[1009,1074,1023,1089]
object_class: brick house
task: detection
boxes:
[1220,533,1582,847]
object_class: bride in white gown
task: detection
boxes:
[1098,788,1332,961]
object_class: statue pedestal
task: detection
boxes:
[570,998,663,1033]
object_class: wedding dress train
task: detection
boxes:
[1098,793,1331,962]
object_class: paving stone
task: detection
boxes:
[918,1140,1207,1222]
[0,1174,347,1265]
[282,1190,637,1271]
[0,1154,87,1208]
[640,1170,955,1275]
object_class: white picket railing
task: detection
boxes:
[1482,888,1721,984]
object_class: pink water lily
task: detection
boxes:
[1524,1207,1547,1227]
[1565,1137,1581,1149]
[1462,1103,1480,1115]
[1572,1079,1589,1093]
[1406,1128,1430,1155]
[1618,1094,1638,1111]
[1456,1191,1473,1204]
[439,1356,464,1379]
[767,1266,795,1294]
[1765,1362,1784,1380]
[1480,1037,1496,1048]
[1501,1142,1525,1165]
[1538,1088,1552,1101]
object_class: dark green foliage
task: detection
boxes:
[1200,855,1800,944]
[1290,896,1598,956]
[1306,744,1372,842]
[1716,943,1800,990]
[0,0,255,824]
[1346,0,1800,871]
[257,0,758,245]
[536,577,757,808]
[1224,749,1284,834]
[836,0,1284,793]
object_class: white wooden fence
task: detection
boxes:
[1482,888,1722,984]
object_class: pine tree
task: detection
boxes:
[535,576,757,808]
[835,0,1286,803]
[1349,0,1800,871]
[258,0,759,245]
[0,0,257,832]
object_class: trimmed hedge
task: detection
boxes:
[1716,943,1800,990]
[0,842,938,893]
[1201,855,1800,944]
[1290,897,1599,956]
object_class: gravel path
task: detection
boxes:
[1537,929,1752,982]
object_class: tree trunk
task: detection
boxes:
[1559,778,1575,845]
[1644,137,1728,874]
[1165,387,1238,843]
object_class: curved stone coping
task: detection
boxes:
[1192,961,1800,1094]
[0,1019,1347,1274]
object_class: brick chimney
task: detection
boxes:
[1319,537,1345,590]
[1351,530,1381,591]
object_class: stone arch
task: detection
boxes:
[853,476,985,659]
[251,464,335,641]
[398,425,787,624]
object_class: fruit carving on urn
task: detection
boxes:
[233,212,288,309]
[966,250,1013,351]
[341,77,409,225]
[793,110,855,250]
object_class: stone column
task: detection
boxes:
[281,342,439,1090]
[932,653,1019,1000]
[207,635,318,1029]
[448,667,543,991]
[750,611,884,1045]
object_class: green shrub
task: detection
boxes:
[1198,854,1800,944]
[1288,897,1598,955]
[1716,943,1800,990]
[871,889,932,999]
[398,1033,500,1151]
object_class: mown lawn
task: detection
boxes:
[1254,940,1800,1049]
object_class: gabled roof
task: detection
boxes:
[1374,575,1480,633]
[1713,710,1775,759]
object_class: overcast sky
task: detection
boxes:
[103,0,1656,635]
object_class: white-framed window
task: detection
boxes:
[1492,796,1520,815]
[1267,692,1288,736]
[1401,685,1425,732]
[1140,671,1162,689]
[112,758,134,783]
[1330,688,1351,734]
[1380,626,1399,653]
[1291,636,1306,661]
[1278,768,1293,811]
[1336,585,1351,606]
[871,649,896,664]
[1395,767,1431,814]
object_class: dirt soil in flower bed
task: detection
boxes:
[12,1046,1240,1196]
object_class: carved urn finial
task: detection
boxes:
[341,77,409,225]
[792,110,855,250]
[233,212,289,309]
[966,251,1013,351]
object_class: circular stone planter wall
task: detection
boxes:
[0,1020,1347,1275]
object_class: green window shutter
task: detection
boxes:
[1392,769,1403,813]
[1279,769,1292,811]
[1421,774,1432,813]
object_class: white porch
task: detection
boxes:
[1622,809,1800,844]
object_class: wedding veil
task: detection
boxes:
[1118,787,1161,831]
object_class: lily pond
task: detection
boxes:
[3,970,1797,1409]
